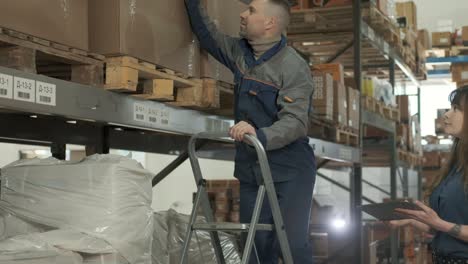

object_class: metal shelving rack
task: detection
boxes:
[289,0,422,262]
[0,0,424,262]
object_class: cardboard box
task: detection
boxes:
[347,87,360,130]
[364,126,387,138]
[333,81,348,126]
[396,1,417,30]
[89,0,200,77]
[462,26,468,45]
[397,124,408,149]
[423,152,440,168]
[312,72,334,120]
[312,63,345,84]
[422,169,440,188]
[440,152,451,167]
[396,95,411,123]
[418,29,431,49]
[201,0,247,84]
[451,63,468,83]
[345,77,357,90]
[432,32,452,47]
[0,0,88,50]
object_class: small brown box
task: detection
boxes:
[229,211,240,223]
[462,26,468,45]
[423,152,440,168]
[397,95,411,123]
[312,63,345,84]
[396,1,417,30]
[312,72,334,120]
[451,63,468,83]
[418,29,431,49]
[432,32,452,47]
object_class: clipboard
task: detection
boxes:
[360,201,423,221]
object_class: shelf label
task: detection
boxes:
[0,73,13,99]
[133,102,148,123]
[36,81,56,106]
[147,106,159,124]
[160,106,170,126]
[13,77,35,103]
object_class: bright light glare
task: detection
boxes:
[332,218,346,229]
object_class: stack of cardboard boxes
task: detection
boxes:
[0,0,247,86]
[396,95,421,155]
[203,180,240,223]
[311,63,359,131]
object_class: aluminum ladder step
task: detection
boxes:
[193,222,273,232]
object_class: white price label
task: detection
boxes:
[13,77,35,103]
[368,28,375,41]
[36,81,56,106]
[134,102,148,122]
[147,107,159,124]
[0,73,13,99]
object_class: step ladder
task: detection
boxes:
[180,132,293,264]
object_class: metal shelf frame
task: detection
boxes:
[0,1,425,262]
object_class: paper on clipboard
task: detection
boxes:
[361,201,423,221]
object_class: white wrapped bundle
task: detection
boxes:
[0,154,154,264]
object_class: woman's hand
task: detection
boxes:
[394,200,445,232]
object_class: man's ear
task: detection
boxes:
[265,17,276,30]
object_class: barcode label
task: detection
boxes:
[13,77,35,103]
[36,81,56,106]
[18,92,30,99]
[149,117,157,123]
[0,73,13,99]
[134,102,147,122]
[39,96,51,103]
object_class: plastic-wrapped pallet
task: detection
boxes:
[152,209,241,264]
[0,208,49,241]
[82,253,128,264]
[0,154,154,264]
[0,233,83,264]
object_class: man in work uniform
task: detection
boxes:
[185,0,316,263]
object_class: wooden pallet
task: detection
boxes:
[309,116,359,147]
[362,7,400,46]
[398,149,423,167]
[0,27,104,86]
[382,105,400,122]
[289,5,354,34]
[105,56,234,110]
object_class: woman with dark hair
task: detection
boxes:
[388,86,468,263]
